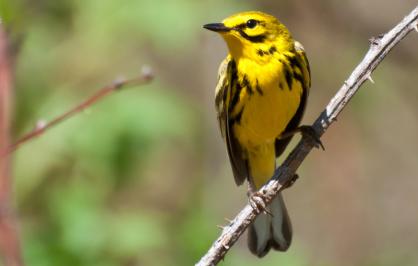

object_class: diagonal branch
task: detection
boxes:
[0,68,153,157]
[197,5,418,266]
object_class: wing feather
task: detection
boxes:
[294,41,311,91]
[215,57,248,186]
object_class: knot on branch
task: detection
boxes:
[369,33,384,46]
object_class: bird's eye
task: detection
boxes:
[246,19,258,29]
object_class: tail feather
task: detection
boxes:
[247,193,292,257]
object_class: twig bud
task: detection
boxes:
[35,120,47,132]
[140,65,153,81]
[113,76,126,89]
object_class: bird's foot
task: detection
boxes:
[281,125,324,150]
[299,125,324,150]
[248,192,272,216]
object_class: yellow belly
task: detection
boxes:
[234,80,301,147]
[233,65,303,188]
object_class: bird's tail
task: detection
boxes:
[247,193,292,257]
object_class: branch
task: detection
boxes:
[196,5,418,266]
[0,68,153,157]
[0,24,24,266]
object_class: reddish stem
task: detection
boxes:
[0,71,153,157]
[0,25,24,266]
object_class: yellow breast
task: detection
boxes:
[233,58,302,148]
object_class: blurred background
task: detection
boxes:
[1,0,418,265]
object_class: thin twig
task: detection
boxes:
[196,5,418,266]
[0,24,24,266]
[0,67,153,156]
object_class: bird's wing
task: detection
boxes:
[214,58,229,139]
[294,41,311,92]
[215,57,248,186]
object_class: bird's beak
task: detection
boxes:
[203,23,231,32]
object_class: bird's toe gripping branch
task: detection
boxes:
[298,125,325,150]
[280,125,324,150]
[248,192,272,216]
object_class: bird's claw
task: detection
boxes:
[249,192,272,216]
[299,125,325,150]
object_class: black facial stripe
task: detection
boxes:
[236,20,265,29]
[237,29,267,43]
[234,23,247,30]
[232,21,267,43]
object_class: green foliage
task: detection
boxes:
[4,0,418,265]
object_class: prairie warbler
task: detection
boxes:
[204,11,314,257]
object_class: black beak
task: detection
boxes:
[203,23,231,32]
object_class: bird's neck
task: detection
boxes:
[228,39,294,66]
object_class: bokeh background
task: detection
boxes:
[1,0,418,265]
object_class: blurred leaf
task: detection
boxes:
[105,212,168,257]
[176,207,217,264]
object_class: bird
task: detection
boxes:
[203,11,318,257]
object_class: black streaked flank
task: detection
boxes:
[286,53,310,90]
[241,75,254,95]
[294,72,304,86]
[279,81,284,90]
[269,46,277,54]
[230,107,244,125]
[256,80,264,95]
[274,62,309,158]
[241,75,250,87]
[257,49,270,57]
[284,65,293,90]
[287,54,303,72]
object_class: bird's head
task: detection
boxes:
[204,11,294,60]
